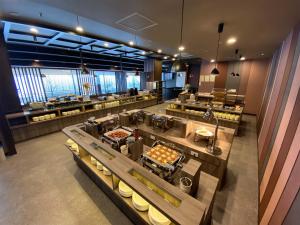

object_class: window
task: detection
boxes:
[12,67,46,105]
[40,69,79,98]
[126,72,140,90]
[94,71,117,94]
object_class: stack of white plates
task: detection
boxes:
[118,181,133,198]
[96,161,103,170]
[90,156,97,165]
[66,139,74,146]
[103,166,112,176]
[148,205,171,225]
[132,192,149,211]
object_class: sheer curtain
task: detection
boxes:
[115,71,127,93]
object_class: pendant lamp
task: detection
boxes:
[231,49,239,76]
[172,0,187,72]
[211,23,224,75]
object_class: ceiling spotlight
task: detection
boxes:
[210,59,215,63]
[76,26,84,33]
[164,56,168,59]
[178,46,185,51]
[174,54,178,57]
[157,49,162,53]
[30,27,38,34]
[172,58,176,61]
[129,41,134,46]
[240,56,246,61]
[227,37,237,45]
[34,59,40,62]
[141,51,146,55]
[103,42,109,47]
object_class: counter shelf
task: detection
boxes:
[63,125,207,225]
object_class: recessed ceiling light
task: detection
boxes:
[157,49,162,53]
[141,51,146,55]
[227,37,237,45]
[172,58,176,61]
[174,54,178,57]
[164,56,168,59]
[178,46,185,51]
[129,41,134,46]
[34,59,40,62]
[210,59,215,63]
[240,56,246,61]
[76,26,84,33]
[30,27,38,34]
[103,42,109,47]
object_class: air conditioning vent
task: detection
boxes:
[116,12,157,32]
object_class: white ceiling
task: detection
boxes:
[1,0,300,61]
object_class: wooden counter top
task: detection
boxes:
[167,100,244,114]
[135,122,234,162]
[63,124,206,225]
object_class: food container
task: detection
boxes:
[45,114,51,120]
[39,115,45,121]
[179,177,192,194]
[50,113,56,119]
[132,192,149,211]
[120,145,128,155]
[118,181,133,198]
[148,205,171,225]
[195,127,214,139]
[96,161,103,170]
[103,166,112,176]
[32,117,39,122]
[90,156,97,165]
[62,112,67,116]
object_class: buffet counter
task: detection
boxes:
[132,120,234,189]
[6,96,157,142]
[166,100,243,135]
[62,124,218,225]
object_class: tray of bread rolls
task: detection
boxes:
[142,141,184,171]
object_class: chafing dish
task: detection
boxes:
[101,127,133,150]
[141,141,185,181]
[152,115,174,131]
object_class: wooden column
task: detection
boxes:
[144,58,162,81]
[0,22,21,155]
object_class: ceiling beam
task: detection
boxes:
[44,32,64,46]
[3,21,11,42]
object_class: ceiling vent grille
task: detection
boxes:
[116,12,157,32]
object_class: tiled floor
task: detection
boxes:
[0,103,258,225]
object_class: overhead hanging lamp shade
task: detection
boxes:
[171,60,187,72]
[211,67,220,75]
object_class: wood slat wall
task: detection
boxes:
[258,24,300,225]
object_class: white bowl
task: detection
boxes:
[103,166,112,176]
[132,192,149,211]
[96,161,103,170]
[148,205,171,225]
[118,181,133,198]
[90,156,97,165]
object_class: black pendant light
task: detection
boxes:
[211,23,224,75]
[80,49,89,74]
[231,49,239,76]
[172,0,187,72]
